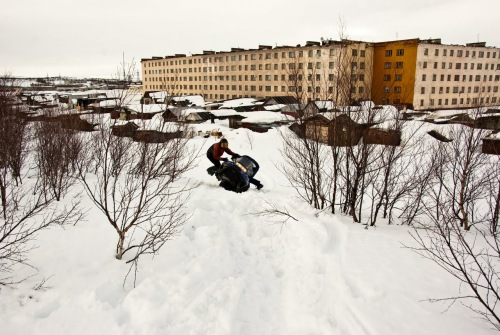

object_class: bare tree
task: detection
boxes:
[368,116,428,226]
[77,119,200,273]
[406,108,500,329]
[278,124,331,210]
[0,74,82,286]
[33,108,83,201]
[407,192,500,330]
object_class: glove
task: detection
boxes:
[232,154,241,159]
[221,157,228,162]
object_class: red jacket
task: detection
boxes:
[210,142,237,161]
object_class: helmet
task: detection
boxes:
[220,138,228,148]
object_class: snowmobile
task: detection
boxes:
[207,155,258,193]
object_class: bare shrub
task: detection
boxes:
[0,76,83,286]
[33,108,83,201]
[77,119,200,284]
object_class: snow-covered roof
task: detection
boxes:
[171,95,206,106]
[218,98,258,108]
[424,106,500,120]
[124,103,165,114]
[149,91,168,99]
[210,109,240,117]
[172,107,206,118]
[312,100,336,110]
[238,111,294,124]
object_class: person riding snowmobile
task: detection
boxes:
[206,138,240,175]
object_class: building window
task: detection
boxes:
[384,86,390,93]
[385,50,393,57]
[352,49,358,56]
[383,74,391,81]
[384,62,392,69]
[435,49,439,56]
[394,86,402,93]
[424,48,428,55]
[396,62,403,68]
[395,74,403,81]
[421,87,425,94]
[396,49,404,56]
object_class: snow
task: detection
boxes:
[425,106,500,120]
[0,116,496,335]
[172,95,206,107]
[125,103,165,114]
[237,111,294,124]
[218,98,258,108]
[210,108,240,118]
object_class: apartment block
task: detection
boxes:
[142,38,500,110]
[373,38,500,110]
[141,40,373,106]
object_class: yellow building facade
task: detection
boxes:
[372,39,418,108]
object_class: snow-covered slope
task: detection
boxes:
[0,117,495,335]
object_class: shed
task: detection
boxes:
[111,122,139,138]
[226,114,246,129]
[327,114,369,147]
[162,109,178,122]
[475,115,500,130]
[132,130,184,143]
[482,132,500,155]
[185,111,213,123]
[363,128,402,146]
[263,96,299,106]
[302,100,337,118]
[302,113,371,146]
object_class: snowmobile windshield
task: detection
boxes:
[235,156,255,176]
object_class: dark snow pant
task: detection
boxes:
[207,147,221,169]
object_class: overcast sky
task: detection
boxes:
[1,0,499,79]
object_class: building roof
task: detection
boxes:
[263,96,299,106]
